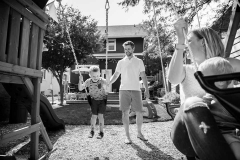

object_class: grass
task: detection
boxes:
[54,103,173,125]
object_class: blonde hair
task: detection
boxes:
[199,57,233,75]
[89,66,100,73]
[190,27,225,59]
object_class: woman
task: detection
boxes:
[167,18,240,160]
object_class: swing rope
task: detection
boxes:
[168,0,198,72]
[58,1,88,94]
[152,4,168,93]
[105,0,110,73]
[105,0,110,93]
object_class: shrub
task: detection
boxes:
[162,92,180,104]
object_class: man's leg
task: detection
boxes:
[135,111,147,141]
[119,91,132,143]
[132,91,147,141]
[122,109,131,142]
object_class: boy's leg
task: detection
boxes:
[119,91,132,143]
[88,114,97,138]
[98,114,104,133]
[131,91,147,141]
[97,113,104,139]
[89,99,98,138]
[90,115,97,130]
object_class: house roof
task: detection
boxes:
[97,25,147,38]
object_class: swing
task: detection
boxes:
[86,0,109,106]
[194,71,240,123]
[58,0,110,107]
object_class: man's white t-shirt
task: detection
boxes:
[115,56,145,91]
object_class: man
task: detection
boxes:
[109,41,150,144]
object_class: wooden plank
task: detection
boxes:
[28,24,39,69]
[30,78,41,159]
[224,0,240,57]
[0,61,42,78]
[0,74,24,84]
[36,29,44,70]
[22,77,34,99]
[17,0,49,23]
[40,118,53,151]
[7,9,21,65]
[2,0,46,30]
[19,17,30,67]
[0,122,41,145]
[0,1,10,62]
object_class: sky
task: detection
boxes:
[58,0,149,26]
[49,0,226,29]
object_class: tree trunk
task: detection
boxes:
[59,85,64,105]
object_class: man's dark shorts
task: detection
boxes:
[91,99,106,115]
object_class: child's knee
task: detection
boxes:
[98,114,104,120]
[92,115,97,119]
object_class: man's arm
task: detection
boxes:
[140,71,150,99]
[109,72,120,85]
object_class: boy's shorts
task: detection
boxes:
[91,99,106,115]
[119,90,143,112]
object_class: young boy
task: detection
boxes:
[198,57,240,160]
[79,66,108,139]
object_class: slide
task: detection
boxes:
[2,84,65,131]
[40,94,65,131]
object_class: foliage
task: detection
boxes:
[118,0,232,28]
[119,0,233,47]
[42,4,102,104]
[162,92,180,104]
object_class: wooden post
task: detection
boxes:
[30,78,41,159]
[224,0,240,57]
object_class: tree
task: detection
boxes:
[42,5,102,105]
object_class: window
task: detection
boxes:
[108,39,116,51]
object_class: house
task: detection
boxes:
[40,68,71,96]
[93,25,147,92]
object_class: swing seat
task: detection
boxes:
[194,71,240,123]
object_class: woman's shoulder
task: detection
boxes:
[226,57,240,72]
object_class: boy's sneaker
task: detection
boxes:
[97,132,104,139]
[88,130,94,138]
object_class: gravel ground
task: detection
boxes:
[1,105,187,160]
[12,121,186,160]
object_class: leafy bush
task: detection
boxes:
[162,92,180,104]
